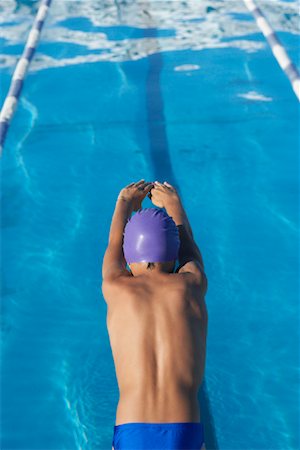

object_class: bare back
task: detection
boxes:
[103,271,208,425]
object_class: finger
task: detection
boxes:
[140,181,153,189]
[155,181,168,190]
[138,184,153,194]
[135,179,145,186]
[144,184,153,191]
[163,181,173,188]
[125,182,135,188]
[136,182,148,190]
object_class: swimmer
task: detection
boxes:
[102,179,208,450]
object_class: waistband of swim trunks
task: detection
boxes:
[114,422,204,430]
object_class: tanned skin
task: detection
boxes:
[102,180,208,450]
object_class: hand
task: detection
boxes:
[118,179,154,212]
[148,181,181,209]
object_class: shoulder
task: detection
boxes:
[101,274,136,304]
[175,261,208,296]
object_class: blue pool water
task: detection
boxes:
[1,1,299,449]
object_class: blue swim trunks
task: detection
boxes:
[112,422,205,449]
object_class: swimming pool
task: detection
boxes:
[1,1,299,449]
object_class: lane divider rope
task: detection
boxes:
[243,0,300,101]
[0,0,52,155]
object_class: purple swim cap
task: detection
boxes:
[123,208,180,264]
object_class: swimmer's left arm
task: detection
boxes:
[102,180,153,281]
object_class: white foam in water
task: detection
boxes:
[238,90,273,101]
[61,359,89,449]
[0,0,298,72]
[12,97,38,192]
[174,64,201,71]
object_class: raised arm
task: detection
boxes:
[102,180,153,282]
[150,181,207,292]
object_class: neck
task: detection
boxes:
[129,261,175,276]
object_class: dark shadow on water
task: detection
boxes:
[199,381,219,449]
[146,51,178,187]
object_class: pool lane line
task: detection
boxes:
[0,0,52,155]
[243,0,300,101]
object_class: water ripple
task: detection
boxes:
[0,0,298,71]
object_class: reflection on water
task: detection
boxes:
[0,0,299,71]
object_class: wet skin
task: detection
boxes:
[102,268,208,425]
[102,179,208,449]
